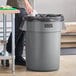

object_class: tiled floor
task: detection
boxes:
[0,43,76,76]
[0,55,76,76]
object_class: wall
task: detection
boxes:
[0,0,7,5]
[34,0,76,22]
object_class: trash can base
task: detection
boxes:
[27,67,59,72]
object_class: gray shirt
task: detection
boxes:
[7,0,34,8]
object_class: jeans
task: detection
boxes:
[6,8,27,57]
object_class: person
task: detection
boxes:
[1,0,33,66]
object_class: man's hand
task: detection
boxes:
[23,0,33,14]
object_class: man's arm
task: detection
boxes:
[23,0,33,14]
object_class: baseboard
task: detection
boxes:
[61,48,76,55]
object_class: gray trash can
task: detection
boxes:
[24,14,64,71]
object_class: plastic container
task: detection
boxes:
[23,14,64,71]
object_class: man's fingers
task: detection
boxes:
[26,8,33,14]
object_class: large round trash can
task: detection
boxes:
[24,14,64,71]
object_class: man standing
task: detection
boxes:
[1,0,34,66]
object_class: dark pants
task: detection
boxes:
[6,8,27,57]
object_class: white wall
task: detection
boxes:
[34,0,76,22]
[0,0,7,5]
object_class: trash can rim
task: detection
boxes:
[23,14,64,22]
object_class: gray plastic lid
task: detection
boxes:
[23,14,64,22]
